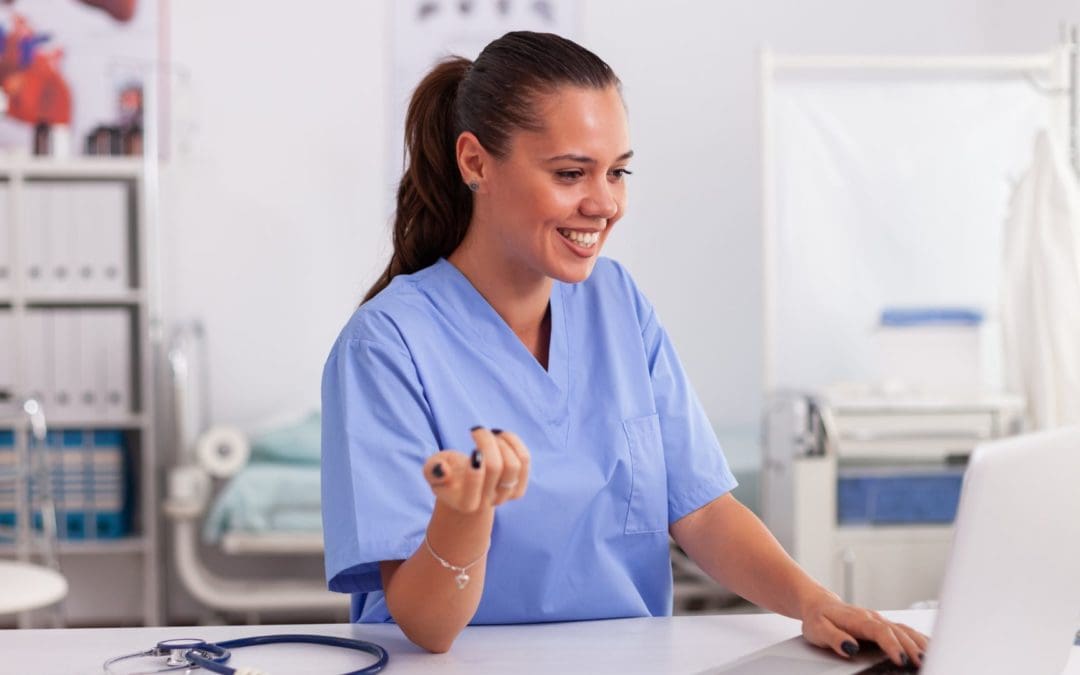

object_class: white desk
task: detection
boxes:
[2,610,1078,674]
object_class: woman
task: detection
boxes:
[321,31,927,665]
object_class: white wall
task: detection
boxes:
[161,0,1080,451]
[161,1,391,429]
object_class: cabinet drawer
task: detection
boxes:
[830,527,954,610]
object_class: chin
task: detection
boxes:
[549,256,599,285]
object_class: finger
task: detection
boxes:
[896,623,929,654]
[493,429,530,500]
[471,426,503,506]
[825,606,904,666]
[866,620,906,667]
[424,450,476,512]
[424,450,474,491]
[891,623,923,668]
[491,434,522,506]
[461,445,487,512]
[805,616,860,659]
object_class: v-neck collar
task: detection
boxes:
[422,258,569,400]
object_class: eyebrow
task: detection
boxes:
[544,150,634,164]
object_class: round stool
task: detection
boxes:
[0,560,68,614]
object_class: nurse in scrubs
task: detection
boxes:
[321,31,927,666]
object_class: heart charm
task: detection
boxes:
[455,572,470,590]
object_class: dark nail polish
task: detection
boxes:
[492,428,503,435]
[841,641,859,657]
[900,654,909,666]
[470,449,483,469]
[470,425,483,431]
[432,463,445,479]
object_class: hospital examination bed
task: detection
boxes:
[163,324,346,618]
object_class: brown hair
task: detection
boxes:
[362,31,620,303]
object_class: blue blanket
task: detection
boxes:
[202,462,322,544]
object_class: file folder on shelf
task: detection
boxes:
[80,183,130,295]
[0,185,10,296]
[21,183,51,295]
[48,186,73,294]
[51,310,83,419]
[21,310,53,405]
[0,311,12,418]
[19,182,131,297]
[101,308,132,417]
[21,308,133,422]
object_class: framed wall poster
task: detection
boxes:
[0,0,157,155]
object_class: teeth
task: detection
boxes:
[558,228,600,248]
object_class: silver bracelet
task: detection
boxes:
[423,536,490,590]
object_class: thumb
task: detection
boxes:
[804,617,860,659]
[422,450,463,488]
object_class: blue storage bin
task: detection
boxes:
[838,467,964,525]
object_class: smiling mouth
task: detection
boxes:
[557,228,600,248]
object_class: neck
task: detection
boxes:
[447,233,551,346]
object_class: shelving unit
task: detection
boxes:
[764,393,1024,610]
[0,156,159,625]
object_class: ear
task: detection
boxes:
[456,131,488,189]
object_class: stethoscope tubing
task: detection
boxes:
[102,633,388,675]
[191,633,389,675]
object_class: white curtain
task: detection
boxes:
[770,76,1049,391]
[1000,130,1080,429]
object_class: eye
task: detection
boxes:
[610,168,633,181]
[555,169,584,181]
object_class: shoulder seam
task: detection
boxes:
[347,336,412,359]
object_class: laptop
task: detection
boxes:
[704,426,1080,675]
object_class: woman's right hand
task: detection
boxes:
[422,427,530,513]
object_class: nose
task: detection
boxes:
[580,184,619,221]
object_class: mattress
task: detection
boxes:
[202,462,322,545]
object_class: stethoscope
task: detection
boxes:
[102,634,389,675]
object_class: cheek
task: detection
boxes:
[510,181,578,223]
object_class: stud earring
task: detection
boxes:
[468,181,479,192]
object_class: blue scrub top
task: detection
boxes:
[321,257,737,624]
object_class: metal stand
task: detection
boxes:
[0,399,66,627]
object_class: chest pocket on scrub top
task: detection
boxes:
[622,413,668,534]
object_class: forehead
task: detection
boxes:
[511,86,630,159]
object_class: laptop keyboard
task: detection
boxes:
[854,658,920,674]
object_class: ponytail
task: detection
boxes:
[363,57,473,303]
[363,33,619,304]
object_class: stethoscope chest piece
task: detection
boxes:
[155,638,229,667]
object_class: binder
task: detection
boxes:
[80,309,130,418]
[102,308,132,417]
[51,310,85,420]
[21,310,53,406]
[78,310,105,416]
[21,183,52,295]
[84,183,129,295]
[69,184,96,294]
[48,185,73,295]
[0,311,12,418]
[0,185,10,296]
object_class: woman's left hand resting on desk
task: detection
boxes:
[671,493,930,669]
